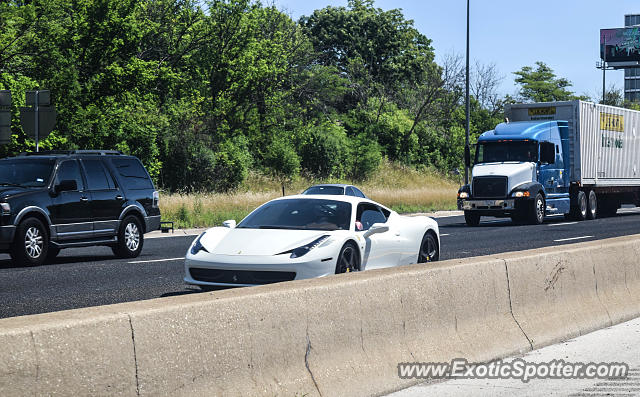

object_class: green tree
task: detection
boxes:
[263,136,300,192]
[513,62,583,102]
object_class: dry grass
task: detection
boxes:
[160,160,459,228]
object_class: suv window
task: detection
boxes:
[55,160,84,191]
[111,158,153,189]
[356,203,387,231]
[82,159,115,190]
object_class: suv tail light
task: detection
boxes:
[153,191,159,208]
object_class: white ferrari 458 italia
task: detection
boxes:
[184,195,439,288]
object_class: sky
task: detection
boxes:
[271,0,640,99]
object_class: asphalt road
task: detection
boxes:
[2,208,640,319]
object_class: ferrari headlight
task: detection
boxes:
[280,235,330,258]
[458,192,469,199]
[190,232,209,255]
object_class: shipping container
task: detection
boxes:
[506,100,640,187]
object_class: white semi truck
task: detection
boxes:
[457,100,640,226]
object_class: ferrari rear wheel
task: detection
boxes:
[335,242,360,274]
[418,231,439,263]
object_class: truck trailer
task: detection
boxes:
[457,100,640,226]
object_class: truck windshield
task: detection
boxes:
[0,159,55,188]
[475,141,538,164]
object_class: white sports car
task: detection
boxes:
[184,195,439,288]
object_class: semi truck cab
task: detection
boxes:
[458,120,572,226]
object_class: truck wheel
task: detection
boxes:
[570,191,587,221]
[587,190,598,220]
[10,217,49,267]
[464,211,481,227]
[529,193,545,225]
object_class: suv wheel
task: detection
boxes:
[10,217,49,266]
[113,215,144,258]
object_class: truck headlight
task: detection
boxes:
[0,203,10,215]
[512,191,530,198]
[458,192,469,199]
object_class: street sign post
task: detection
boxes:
[19,90,55,151]
[0,90,11,145]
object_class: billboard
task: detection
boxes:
[601,28,640,62]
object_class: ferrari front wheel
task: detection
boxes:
[335,242,360,274]
[417,231,439,263]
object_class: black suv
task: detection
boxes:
[0,150,160,266]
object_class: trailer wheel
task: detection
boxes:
[569,191,587,221]
[587,190,597,220]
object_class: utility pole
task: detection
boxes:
[464,0,471,185]
[34,90,39,152]
[602,36,606,104]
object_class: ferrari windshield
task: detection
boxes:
[0,159,55,188]
[237,198,352,231]
[475,141,538,164]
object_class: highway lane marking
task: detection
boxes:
[128,257,184,264]
[553,236,594,242]
[548,222,577,227]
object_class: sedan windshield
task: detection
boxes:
[237,199,351,231]
[302,186,345,195]
[475,141,538,164]
[0,159,55,188]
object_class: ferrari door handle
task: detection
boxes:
[80,197,89,202]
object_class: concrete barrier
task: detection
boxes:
[1,234,639,396]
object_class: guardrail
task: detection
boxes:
[1,235,639,396]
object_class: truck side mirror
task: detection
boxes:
[540,142,555,164]
[464,145,471,167]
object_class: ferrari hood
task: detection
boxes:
[201,228,332,256]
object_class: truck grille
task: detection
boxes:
[472,177,508,199]
[189,268,296,285]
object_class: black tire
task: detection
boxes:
[528,193,545,225]
[45,245,60,263]
[10,217,49,267]
[587,190,597,220]
[112,215,144,258]
[335,242,360,274]
[464,211,480,227]
[569,191,587,221]
[417,232,439,263]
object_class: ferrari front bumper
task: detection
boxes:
[184,254,336,287]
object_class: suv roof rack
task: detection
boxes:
[18,150,123,156]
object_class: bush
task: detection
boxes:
[212,137,252,192]
[299,121,351,178]
[161,136,251,193]
[263,136,300,183]
[350,135,382,180]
